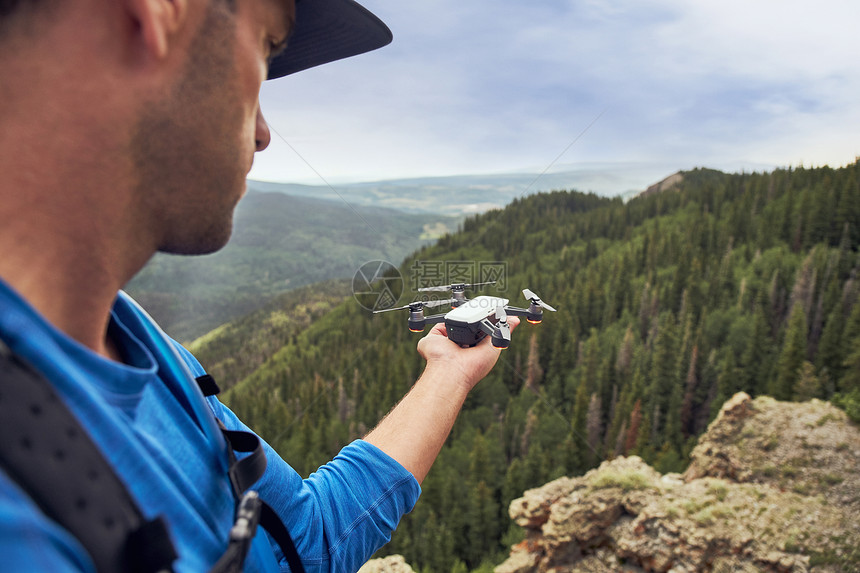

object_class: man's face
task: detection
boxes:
[131,0,294,256]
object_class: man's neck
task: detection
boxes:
[0,83,153,361]
[0,192,156,361]
[0,243,128,361]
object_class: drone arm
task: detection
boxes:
[503,306,530,318]
[409,312,445,332]
[504,306,543,323]
[423,313,447,325]
[477,319,496,337]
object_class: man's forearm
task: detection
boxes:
[365,319,517,483]
[363,361,470,484]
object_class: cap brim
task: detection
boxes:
[267,0,392,79]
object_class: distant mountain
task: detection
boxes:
[124,190,458,341]
[247,163,684,216]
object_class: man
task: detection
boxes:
[0,0,516,571]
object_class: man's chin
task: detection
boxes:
[158,224,234,256]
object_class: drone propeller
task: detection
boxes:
[494,305,507,322]
[491,305,511,350]
[522,288,557,312]
[372,298,457,314]
[418,281,496,293]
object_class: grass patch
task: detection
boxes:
[693,504,733,526]
[782,466,799,478]
[590,470,653,492]
[682,499,707,514]
[784,533,802,553]
[819,473,843,487]
[758,464,778,478]
[665,505,680,519]
[763,434,780,451]
[707,481,729,502]
[792,482,812,495]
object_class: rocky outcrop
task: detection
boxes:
[497,393,860,573]
[358,555,415,573]
[640,172,684,197]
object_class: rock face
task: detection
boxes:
[497,393,860,573]
[358,555,415,573]
[640,172,684,197]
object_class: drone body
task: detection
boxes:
[376,284,556,349]
[441,296,509,347]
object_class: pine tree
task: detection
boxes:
[743,298,774,396]
[585,392,603,465]
[793,361,822,401]
[525,332,544,392]
[615,325,635,377]
[680,344,699,437]
[771,304,808,400]
[625,399,642,454]
[647,313,677,442]
[817,307,847,384]
[465,481,500,566]
[840,300,860,393]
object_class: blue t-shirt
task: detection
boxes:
[0,280,420,572]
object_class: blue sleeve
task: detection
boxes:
[172,342,422,573]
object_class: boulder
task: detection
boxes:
[497,393,860,572]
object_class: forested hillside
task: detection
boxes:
[125,190,457,341]
[219,161,860,572]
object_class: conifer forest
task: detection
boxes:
[219,161,860,571]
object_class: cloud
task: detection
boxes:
[251,0,860,193]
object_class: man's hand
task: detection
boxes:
[417,318,520,394]
[365,317,519,483]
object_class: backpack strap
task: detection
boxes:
[195,374,221,397]
[196,376,307,573]
[0,338,306,573]
[0,339,178,573]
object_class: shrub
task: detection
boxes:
[591,470,653,492]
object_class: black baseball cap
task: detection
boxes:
[267,0,392,79]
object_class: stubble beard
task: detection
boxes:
[130,1,247,256]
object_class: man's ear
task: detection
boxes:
[125,0,188,60]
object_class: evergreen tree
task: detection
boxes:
[585,392,603,465]
[647,313,678,442]
[624,399,642,455]
[840,300,860,393]
[771,304,808,400]
[743,297,774,396]
[793,361,822,401]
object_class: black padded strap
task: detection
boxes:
[260,501,306,573]
[0,341,177,573]
[195,374,221,397]
[197,375,306,573]
[222,428,269,495]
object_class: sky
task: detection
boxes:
[250,0,860,196]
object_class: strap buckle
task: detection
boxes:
[229,491,263,542]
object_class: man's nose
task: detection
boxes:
[255,106,271,152]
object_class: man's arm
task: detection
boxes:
[364,318,519,484]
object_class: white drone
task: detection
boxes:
[374,282,556,349]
